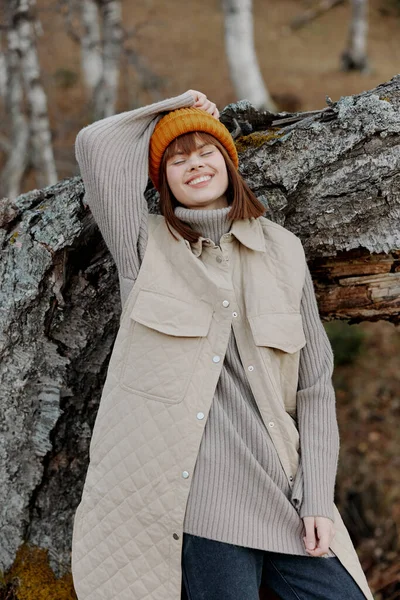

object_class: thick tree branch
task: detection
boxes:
[221,75,400,323]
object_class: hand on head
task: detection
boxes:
[186,90,220,120]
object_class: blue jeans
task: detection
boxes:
[181,534,366,600]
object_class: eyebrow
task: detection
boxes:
[170,142,211,158]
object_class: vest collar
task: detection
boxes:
[188,217,266,257]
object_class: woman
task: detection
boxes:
[71,90,373,600]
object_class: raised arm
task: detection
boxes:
[75,91,195,300]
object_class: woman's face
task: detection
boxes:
[165,137,229,210]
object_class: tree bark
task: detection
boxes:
[221,0,277,111]
[1,76,399,594]
[341,0,369,72]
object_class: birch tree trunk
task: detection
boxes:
[80,0,103,93]
[1,77,400,597]
[0,33,7,99]
[78,0,161,111]
[92,0,123,119]
[8,0,57,189]
[0,11,29,199]
[341,0,369,72]
[222,0,277,111]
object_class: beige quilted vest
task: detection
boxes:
[71,215,373,600]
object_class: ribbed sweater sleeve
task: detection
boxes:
[75,92,195,297]
[297,264,340,522]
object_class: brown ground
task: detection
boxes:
[332,321,400,598]
[2,0,400,596]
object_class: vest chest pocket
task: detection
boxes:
[249,312,306,353]
[120,289,213,404]
[248,312,306,415]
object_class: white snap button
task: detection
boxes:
[232,312,238,317]
[269,422,275,428]
[248,365,254,372]
[222,300,230,308]
[182,471,189,479]
[197,412,205,420]
[216,256,223,263]
[289,475,294,482]
[213,355,221,363]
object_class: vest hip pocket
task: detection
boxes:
[120,290,213,404]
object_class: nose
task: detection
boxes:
[187,153,205,170]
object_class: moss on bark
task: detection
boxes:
[0,545,76,600]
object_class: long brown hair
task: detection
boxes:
[158,131,265,242]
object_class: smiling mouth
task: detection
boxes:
[186,175,213,186]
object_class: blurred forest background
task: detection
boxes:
[0,0,399,598]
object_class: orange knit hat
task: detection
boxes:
[149,107,238,191]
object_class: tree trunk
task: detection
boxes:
[1,76,400,596]
[221,0,277,111]
[341,0,369,72]
[93,0,122,119]
[80,0,103,93]
[0,32,7,99]
[9,0,57,189]
[0,10,29,200]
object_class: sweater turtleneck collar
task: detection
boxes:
[174,205,233,246]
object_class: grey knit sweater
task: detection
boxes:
[75,92,340,556]
[174,205,336,556]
